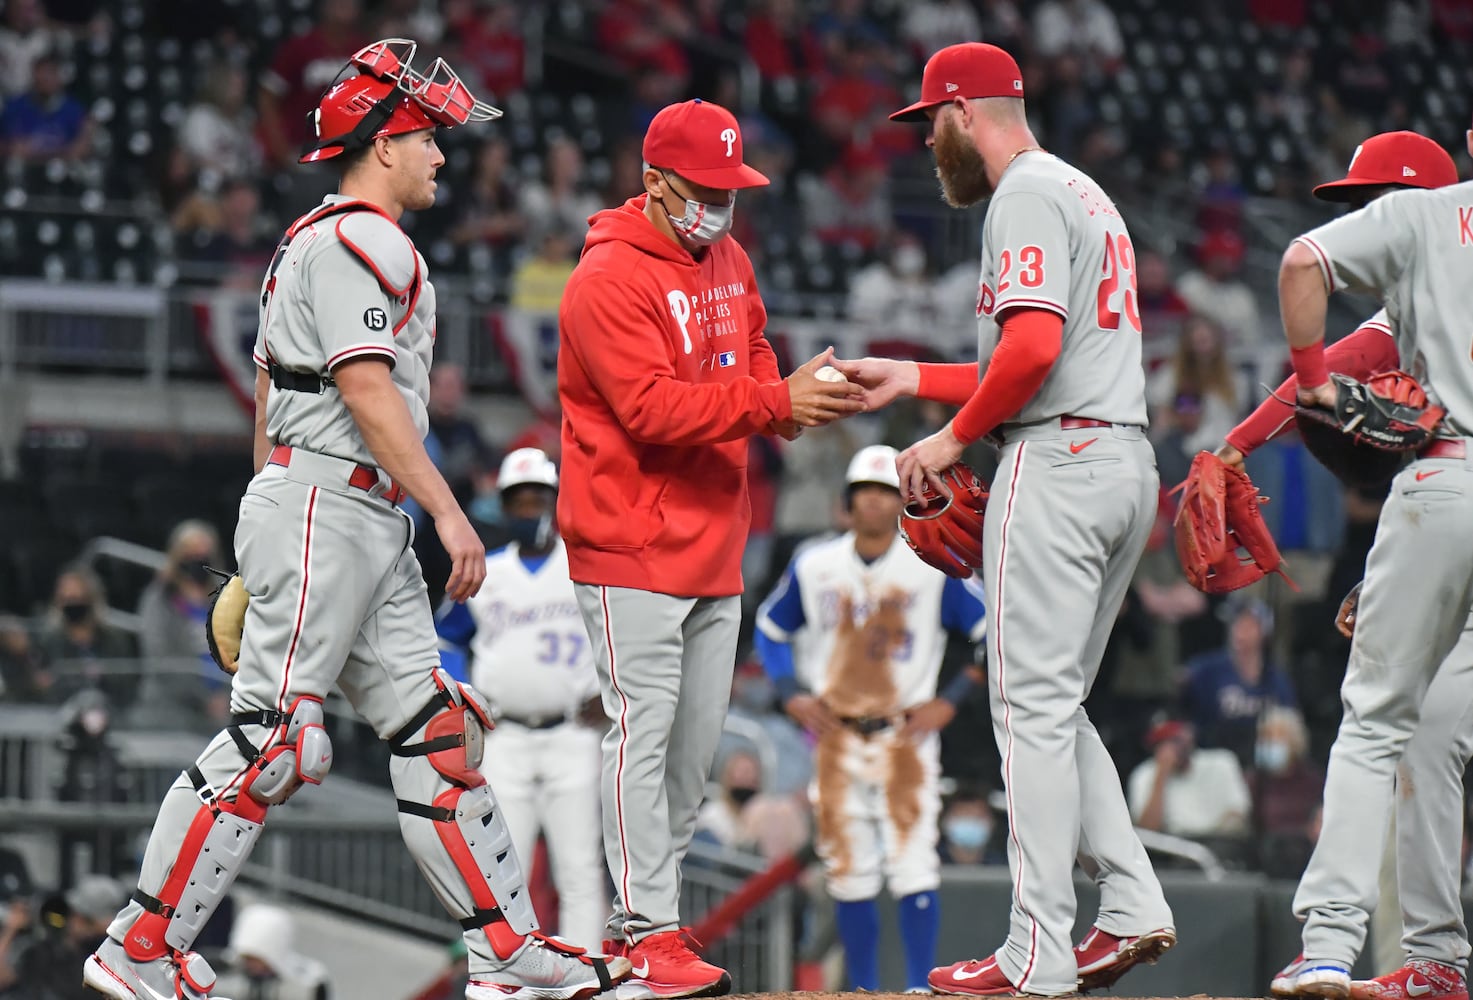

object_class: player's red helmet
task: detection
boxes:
[300,38,502,164]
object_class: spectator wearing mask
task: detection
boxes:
[846,232,950,352]
[1128,719,1251,838]
[136,520,228,727]
[213,903,331,999]
[717,661,813,796]
[939,789,1005,865]
[7,875,127,999]
[696,750,765,848]
[1181,595,1297,767]
[0,51,93,162]
[1249,706,1323,878]
[1175,230,1262,350]
[36,566,137,709]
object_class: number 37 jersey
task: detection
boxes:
[975,151,1148,428]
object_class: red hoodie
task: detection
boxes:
[557,195,792,597]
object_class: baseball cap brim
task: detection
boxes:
[673,162,770,189]
[1311,178,1403,202]
[890,98,944,122]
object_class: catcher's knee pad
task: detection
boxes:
[391,670,538,935]
[122,697,330,963]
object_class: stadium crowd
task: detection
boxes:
[6,0,1473,994]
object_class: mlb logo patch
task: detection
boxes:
[718,351,736,367]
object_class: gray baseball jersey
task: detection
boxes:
[946,152,1171,996]
[1287,182,1473,974]
[976,151,1148,429]
[1294,182,1473,431]
[250,194,436,466]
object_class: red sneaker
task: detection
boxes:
[617,929,731,999]
[1351,960,1468,1000]
[1075,926,1177,991]
[929,956,1022,996]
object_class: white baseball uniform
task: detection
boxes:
[755,533,986,899]
[437,538,606,950]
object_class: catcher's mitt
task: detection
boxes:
[1295,371,1445,487]
[1335,580,1362,639]
[898,462,988,578]
[206,573,249,675]
[1172,451,1295,594]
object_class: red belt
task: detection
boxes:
[268,444,407,504]
[1060,416,1112,430]
[1421,439,1467,460]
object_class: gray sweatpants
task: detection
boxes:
[984,426,1173,995]
[574,584,741,942]
[1295,449,1473,964]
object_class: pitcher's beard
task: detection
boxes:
[933,119,992,208]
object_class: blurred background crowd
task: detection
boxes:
[4,0,1473,995]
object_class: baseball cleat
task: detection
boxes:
[1273,954,1353,999]
[1075,925,1176,991]
[928,955,1073,997]
[1350,960,1468,1000]
[613,929,731,999]
[82,937,224,999]
[466,933,632,1000]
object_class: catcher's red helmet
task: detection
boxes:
[300,38,501,164]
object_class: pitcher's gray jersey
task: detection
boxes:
[976,152,1148,428]
[251,195,436,466]
[1295,181,1473,431]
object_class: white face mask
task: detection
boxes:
[660,171,735,246]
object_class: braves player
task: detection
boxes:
[436,448,607,951]
[557,98,863,998]
[754,445,986,992]
[834,42,1175,996]
[1267,127,1473,1000]
[83,41,628,1000]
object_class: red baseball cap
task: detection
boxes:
[890,42,1025,122]
[642,99,769,190]
[1312,130,1458,202]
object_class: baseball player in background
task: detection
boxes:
[754,445,986,992]
[834,42,1176,997]
[83,41,627,1000]
[436,448,608,951]
[556,98,864,998]
[1267,128,1473,1000]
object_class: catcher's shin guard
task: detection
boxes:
[391,669,539,935]
[122,696,331,962]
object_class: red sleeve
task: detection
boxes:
[1224,322,1400,454]
[916,362,980,406]
[951,309,1065,445]
[563,276,791,447]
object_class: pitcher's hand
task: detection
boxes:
[830,355,919,411]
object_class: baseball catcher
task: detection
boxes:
[1172,451,1292,594]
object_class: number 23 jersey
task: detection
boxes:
[975,151,1148,428]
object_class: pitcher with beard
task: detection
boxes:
[832,42,1175,997]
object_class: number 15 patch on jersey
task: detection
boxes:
[363,307,388,331]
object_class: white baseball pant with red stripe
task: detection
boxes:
[105,457,530,978]
[981,424,1173,995]
[574,584,741,942]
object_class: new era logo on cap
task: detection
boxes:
[946,82,960,92]
[1403,165,1417,177]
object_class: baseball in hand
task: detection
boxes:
[814,365,848,383]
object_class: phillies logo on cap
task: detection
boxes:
[720,127,736,157]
